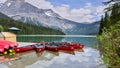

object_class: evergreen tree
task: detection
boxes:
[110,3,120,24]
[103,0,120,24]
[103,12,111,28]
[0,19,65,35]
[99,16,104,34]
[99,12,111,34]
[0,25,3,32]
[98,0,120,67]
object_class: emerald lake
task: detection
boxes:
[0,35,106,68]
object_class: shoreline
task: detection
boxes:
[17,35,96,37]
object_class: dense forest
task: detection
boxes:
[0,13,65,35]
[98,0,120,68]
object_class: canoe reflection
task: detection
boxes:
[44,50,59,56]
[0,55,18,63]
[0,49,84,68]
[0,49,84,62]
[15,50,35,57]
[59,50,75,55]
[75,49,84,52]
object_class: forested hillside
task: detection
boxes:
[98,0,120,67]
[0,13,65,35]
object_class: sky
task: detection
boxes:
[0,0,106,23]
[47,0,103,9]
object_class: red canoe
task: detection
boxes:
[45,42,83,51]
[0,43,9,50]
[0,40,18,48]
[14,45,35,53]
[45,45,58,51]
[34,44,45,52]
[58,46,74,51]
[44,42,58,51]
[69,44,84,49]
[0,46,5,53]
[64,42,84,49]
[58,45,74,51]
[0,40,17,54]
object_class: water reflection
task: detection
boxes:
[75,49,84,52]
[0,36,104,68]
[25,48,102,68]
[59,50,75,55]
[0,48,104,68]
[0,49,84,68]
[0,56,18,63]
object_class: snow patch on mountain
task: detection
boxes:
[7,3,11,7]
[45,12,52,16]
[0,3,3,7]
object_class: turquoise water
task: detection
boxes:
[17,35,97,48]
[0,35,105,68]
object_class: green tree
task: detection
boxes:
[99,12,111,34]
[110,3,120,24]
[99,16,104,34]
[98,0,120,67]
[104,12,111,28]
[0,25,3,32]
[104,0,120,24]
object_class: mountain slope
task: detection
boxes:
[0,12,10,19]
[0,12,65,35]
[0,0,100,35]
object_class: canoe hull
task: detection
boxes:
[14,45,35,53]
[58,46,74,51]
[45,46,58,51]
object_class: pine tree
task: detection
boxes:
[99,12,110,34]
[0,25,3,32]
[103,0,120,24]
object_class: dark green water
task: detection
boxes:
[0,35,105,68]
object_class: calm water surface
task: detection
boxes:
[0,35,105,68]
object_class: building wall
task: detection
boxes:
[0,32,17,42]
[5,36,16,42]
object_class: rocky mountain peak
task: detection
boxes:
[0,0,100,35]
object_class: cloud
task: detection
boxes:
[0,0,7,3]
[25,0,53,9]
[5,0,104,23]
[53,4,70,18]
[53,3,105,23]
